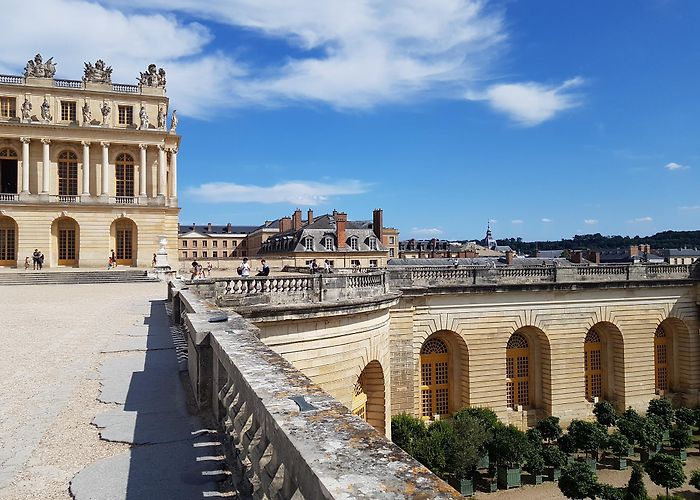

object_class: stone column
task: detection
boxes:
[20,137,30,193]
[100,142,109,196]
[170,148,177,199]
[41,139,50,194]
[81,141,90,195]
[139,144,147,196]
[157,145,166,196]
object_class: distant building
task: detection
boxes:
[655,248,700,265]
[178,223,257,261]
[598,245,664,264]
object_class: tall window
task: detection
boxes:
[182,240,187,248]
[324,236,334,250]
[115,153,135,197]
[349,237,358,250]
[506,333,530,409]
[0,218,16,264]
[57,219,77,265]
[584,330,603,401]
[0,97,16,118]
[58,151,78,196]
[118,105,133,125]
[420,338,449,419]
[60,101,77,122]
[115,220,133,264]
[304,237,313,251]
[368,238,377,250]
[655,327,669,394]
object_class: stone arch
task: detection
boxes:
[352,360,385,434]
[585,321,625,406]
[654,316,692,396]
[110,217,138,266]
[0,215,18,267]
[50,216,80,267]
[418,330,469,419]
[505,326,552,415]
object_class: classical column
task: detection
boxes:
[100,142,110,196]
[41,139,50,194]
[20,137,30,193]
[169,148,178,198]
[81,141,91,195]
[139,144,147,196]
[157,145,166,196]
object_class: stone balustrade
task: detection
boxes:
[169,284,459,499]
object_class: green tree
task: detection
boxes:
[488,424,531,469]
[536,416,563,442]
[637,417,663,453]
[647,399,674,430]
[568,420,608,459]
[597,483,624,500]
[669,424,692,452]
[526,427,543,446]
[524,446,546,476]
[618,408,644,446]
[542,445,569,469]
[413,420,456,479]
[558,461,600,499]
[608,431,631,458]
[689,470,700,490]
[391,413,426,456]
[644,453,686,497]
[454,406,499,429]
[623,463,649,500]
[558,432,577,454]
[451,413,491,480]
[594,401,618,427]
[674,407,696,428]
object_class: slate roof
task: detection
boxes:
[178,224,258,237]
[656,248,700,257]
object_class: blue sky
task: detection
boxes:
[2,1,698,241]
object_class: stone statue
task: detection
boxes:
[169,109,178,133]
[40,98,51,122]
[24,54,57,78]
[21,98,32,121]
[82,101,91,125]
[138,64,166,87]
[157,105,166,129]
[83,59,113,84]
[139,105,149,130]
[100,100,111,124]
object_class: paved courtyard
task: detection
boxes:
[0,282,228,499]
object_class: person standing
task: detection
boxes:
[32,249,41,270]
[324,259,332,273]
[238,257,251,277]
[24,256,30,271]
[110,249,116,268]
[38,252,44,270]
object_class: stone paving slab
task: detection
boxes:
[101,334,175,353]
[93,410,197,445]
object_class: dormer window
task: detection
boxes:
[349,236,358,250]
[368,238,377,251]
[304,236,313,251]
[324,236,334,251]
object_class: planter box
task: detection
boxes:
[613,457,627,470]
[477,477,497,493]
[673,449,688,462]
[497,467,521,489]
[529,474,544,485]
[578,457,596,472]
[477,454,489,470]
[640,448,658,462]
[662,430,670,442]
[545,467,561,482]
[448,477,474,497]
[627,445,635,456]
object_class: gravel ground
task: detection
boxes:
[0,282,165,500]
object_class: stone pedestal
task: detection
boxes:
[152,235,172,279]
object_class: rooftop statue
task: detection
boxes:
[138,64,166,87]
[169,109,178,133]
[40,98,52,122]
[24,53,57,78]
[83,59,113,84]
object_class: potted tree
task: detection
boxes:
[489,424,529,489]
[674,407,696,436]
[638,417,663,462]
[617,408,643,457]
[607,431,630,470]
[625,464,649,500]
[542,445,568,481]
[448,411,491,497]
[524,446,546,484]
[593,400,618,428]
[536,416,563,443]
[644,453,686,498]
[648,398,674,441]
[568,420,607,470]
[391,413,427,456]
[557,461,600,500]
[668,424,692,462]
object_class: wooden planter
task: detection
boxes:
[673,449,688,462]
[662,430,670,442]
[640,448,658,462]
[497,467,521,489]
[477,454,490,470]
[613,457,627,470]
[477,476,497,493]
[529,473,544,485]
[627,445,635,456]
[545,467,561,482]
[448,477,474,497]
[579,457,596,472]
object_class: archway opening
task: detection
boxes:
[654,317,691,395]
[505,327,551,417]
[0,215,18,266]
[584,322,624,404]
[51,217,80,267]
[584,330,603,402]
[506,333,530,409]
[110,218,138,266]
[352,360,385,434]
[420,337,449,419]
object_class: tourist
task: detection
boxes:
[207,262,213,275]
[190,259,199,280]
[38,252,44,270]
[324,259,333,273]
[152,253,157,267]
[238,257,250,277]
[110,249,116,268]
[24,256,30,271]
[311,259,319,274]
[32,249,41,270]
[256,259,270,276]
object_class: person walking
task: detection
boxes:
[32,249,41,270]
[324,259,332,273]
[24,256,30,271]
[110,249,116,268]
[152,253,157,267]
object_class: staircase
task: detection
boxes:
[0,270,160,286]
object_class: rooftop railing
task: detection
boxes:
[0,73,147,94]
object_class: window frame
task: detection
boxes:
[117,105,134,125]
[60,100,77,123]
[0,96,16,119]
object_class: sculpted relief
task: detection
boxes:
[24,54,57,78]
[83,59,113,84]
[138,64,166,88]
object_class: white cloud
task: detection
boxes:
[511,219,523,224]
[489,218,498,224]
[541,218,552,223]
[187,179,369,205]
[664,162,690,171]
[679,205,700,211]
[629,216,653,223]
[467,77,584,126]
[584,219,598,225]
[411,227,444,237]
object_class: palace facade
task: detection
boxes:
[0,54,179,268]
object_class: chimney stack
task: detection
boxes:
[570,250,582,264]
[293,209,302,230]
[307,208,314,225]
[505,250,515,265]
[226,222,232,233]
[372,208,384,241]
[207,222,212,233]
[279,217,292,233]
[335,212,347,248]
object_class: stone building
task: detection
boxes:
[178,223,257,261]
[0,54,179,268]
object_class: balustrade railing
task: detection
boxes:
[0,193,19,202]
[0,74,23,85]
[223,276,314,295]
[114,196,137,205]
[54,78,82,89]
[347,272,384,288]
[112,83,139,93]
[645,264,690,274]
[498,267,555,278]
[577,265,626,276]
[56,195,80,204]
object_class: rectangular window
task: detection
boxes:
[368,238,377,250]
[192,251,198,258]
[202,251,207,258]
[389,248,395,257]
[389,236,395,244]
[182,240,187,248]
[213,251,218,258]
[324,237,333,250]
[192,240,197,247]
[61,101,76,122]
[118,105,133,125]
[370,259,378,267]
[223,251,228,258]
[202,240,207,248]
[305,237,314,251]
[223,241,227,248]
[212,241,218,248]
[231,241,237,248]
[0,97,16,118]
[182,251,188,259]
[350,238,358,250]
[351,259,360,267]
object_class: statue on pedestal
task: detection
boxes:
[40,98,51,122]
[21,98,32,121]
[82,102,91,125]
[138,64,166,87]
[169,109,178,133]
[83,59,113,84]
[100,100,111,125]
[139,105,149,130]
[24,54,56,78]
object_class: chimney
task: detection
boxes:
[586,251,601,264]
[372,208,384,241]
[335,212,347,248]
[505,250,515,265]
[629,245,639,258]
[570,250,582,264]
[207,222,212,233]
[307,209,314,225]
[226,223,232,233]
[293,209,302,230]
[279,216,292,233]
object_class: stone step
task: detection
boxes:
[0,270,159,285]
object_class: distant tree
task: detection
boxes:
[526,427,544,446]
[558,432,577,454]
[674,407,696,428]
[451,413,491,480]
[607,431,631,459]
[524,446,546,476]
[454,406,499,429]
[558,461,600,499]
[669,423,692,452]
[644,453,686,497]
[597,483,624,500]
[594,401,618,427]
[618,408,644,446]
[647,399,675,430]
[637,417,663,453]
[488,424,531,469]
[542,445,570,469]
[690,470,700,491]
[624,463,650,500]
[536,416,563,442]
[391,414,426,456]
[568,420,608,459]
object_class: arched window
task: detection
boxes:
[420,338,449,418]
[323,236,334,251]
[58,151,78,196]
[349,236,358,250]
[0,217,17,265]
[115,153,135,197]
[655,326,669,394]
[0,148,17,159]
[584,330,603,401]
[506,333,529,408]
